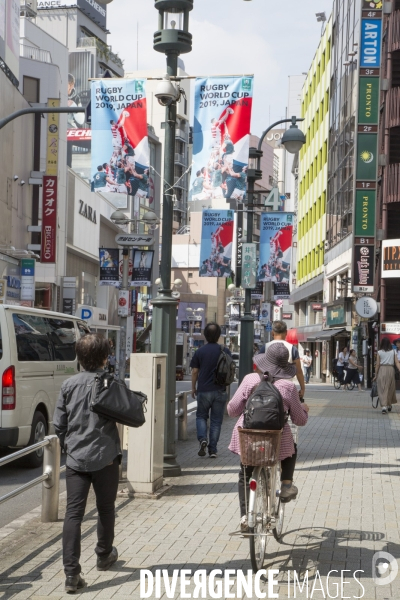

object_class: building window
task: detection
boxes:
[23,76,40,103]
[188,272,193,278]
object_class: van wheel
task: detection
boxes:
[26,412,48,468]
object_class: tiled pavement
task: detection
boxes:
[1,384,400,599]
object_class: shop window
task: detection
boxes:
[35,284,52,310]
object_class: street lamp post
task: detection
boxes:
[152,0,193,477]
[238,116,306,383]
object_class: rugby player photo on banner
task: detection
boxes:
[189,76,253,202]
[90,79,150,199]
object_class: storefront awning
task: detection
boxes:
[307,328,347,341]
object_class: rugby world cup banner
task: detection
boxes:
[189,76,253,202]
[258,212,294,299]
[91,79,150,197]
[199,210,234,277]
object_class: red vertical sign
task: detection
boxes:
[41,176,57,263]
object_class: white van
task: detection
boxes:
[0,305,90,466]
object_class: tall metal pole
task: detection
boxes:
[151,52,181,477]
[116,247,130,477]
[239,176,255,383]
[118,248,130,382]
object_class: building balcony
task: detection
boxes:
[389,9,400,52]
[175,152,186,166]
[20,43,51,63]
[176,128,187,142]
[385,163,400,204]
[77,37,123,69]
[387,87,400,128]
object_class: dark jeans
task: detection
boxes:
[63,458,120,576]
[336,365,345,383]
[304,366,312,383]
[196,390,228,454]
[238,445,298,517]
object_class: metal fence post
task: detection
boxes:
[41,435,61,523]
[178,392,188,441]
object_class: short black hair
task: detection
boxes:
[272,320,287,335]
[76,333,110,371]
[97,165,103,171]
[380,337,392,352]
[204,322,221,343]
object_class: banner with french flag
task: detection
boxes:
[189,76,253,202]
[90,79,149,196]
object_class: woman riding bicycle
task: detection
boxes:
[227,343,309,532]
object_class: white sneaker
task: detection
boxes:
[382,408,387,414]
[240,515,248,533]
[280,483,298,502]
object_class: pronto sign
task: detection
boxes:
[115,234,154,247]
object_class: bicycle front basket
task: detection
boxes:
[238,427,282,467]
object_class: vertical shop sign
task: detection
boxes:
[352,4,383,294]
[41,176,58,263]
[46,98,60,175]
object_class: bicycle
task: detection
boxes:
[332,368,355,391]
[238,427,285,572]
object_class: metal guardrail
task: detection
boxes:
[175,386,232,441]
[0,435,62,522]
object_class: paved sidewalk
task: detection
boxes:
[1,385,400,599]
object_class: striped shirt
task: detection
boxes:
[227,374,308,460]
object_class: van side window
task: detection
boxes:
[47,319,76,361]
[13,314,53,361]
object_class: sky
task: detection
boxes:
[107,0,333,137]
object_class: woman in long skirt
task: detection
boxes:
[374,337,400,414]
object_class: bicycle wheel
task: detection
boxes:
[334,377,341,389]
[273,463,285,542]
[346,381,355,391]
[249,467,267,572]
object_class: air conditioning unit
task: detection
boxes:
[195,290,203,294]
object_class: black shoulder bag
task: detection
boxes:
[90,372,147,428]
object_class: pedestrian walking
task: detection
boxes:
[227,343,309,531]
[301,349,312,384]
[336,346,349,385]
[343,349,363,391]
[190,322,231,458]
[108,351,116,373]
[54,334,121,593]
[373,337,400,414]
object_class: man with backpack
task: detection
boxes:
[191,322,234,458]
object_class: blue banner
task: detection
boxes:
[91,79,149,196]
[360,19,382,68]
[189,76,253,202]
[199,210,234,277]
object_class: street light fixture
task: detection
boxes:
[238,116,305,383]
[153,0,193,478]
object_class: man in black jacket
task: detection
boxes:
[54,334,121,593]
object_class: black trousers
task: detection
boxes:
[238,445,297,517]
[63,458,119,576]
